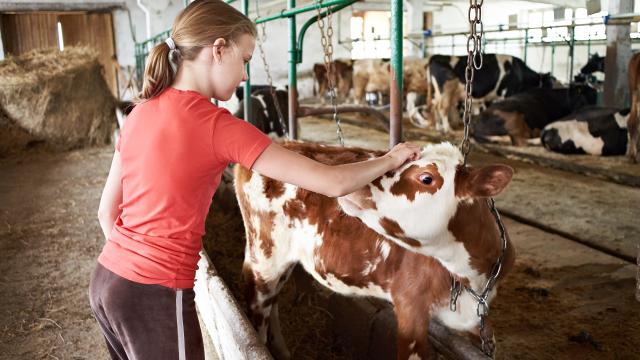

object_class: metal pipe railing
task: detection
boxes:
[296,1,357,64]
[288,0,298,140]
[255,0,355,24]
[604,12,640,25]
[242,0,252,123]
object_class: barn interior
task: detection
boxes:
[0,0,639,359]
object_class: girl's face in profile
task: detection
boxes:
[207,33,255,101]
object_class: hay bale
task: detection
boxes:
[0,46,116,152]
[0,107,45,157]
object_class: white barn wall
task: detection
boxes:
[228,3,352,100]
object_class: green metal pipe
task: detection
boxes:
[451,34,455,55]
[524,29,529,63]
[296,1,356,64]
[390,0,403,147]
[551,43,555,75]
[256,0,353,24]
[288,0,298,140]
[138,29,171,48]
[242,0,251,122]
[569,25,575,83]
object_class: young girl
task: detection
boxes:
[90,1,421,359]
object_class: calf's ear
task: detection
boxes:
[457,165,514,198]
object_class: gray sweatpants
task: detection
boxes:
[89,262,205,360]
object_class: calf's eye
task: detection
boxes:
[419,174,433,185]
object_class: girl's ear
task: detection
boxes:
[212,38,227,65]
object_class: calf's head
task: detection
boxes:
[338,142,513,249]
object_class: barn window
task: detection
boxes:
[57,21,64,51]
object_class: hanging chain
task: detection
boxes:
[450,0,506,357]
[254,0,288,138]
[460,0,484,165]
[315,1,344,146]
[450,197,507,357]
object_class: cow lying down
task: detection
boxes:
[541,107,630,156]
[472,86,596,146]
[235,141,515,360]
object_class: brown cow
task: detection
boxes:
[352,58,391,105]
[627,53,640,163]
[312,59,353,103]
[235,141,515,359]
[352,57,430,106]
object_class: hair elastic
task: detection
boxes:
[165,37,176,50]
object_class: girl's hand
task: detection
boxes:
[384,142,422,169]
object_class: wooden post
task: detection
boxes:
[603,0,633,108]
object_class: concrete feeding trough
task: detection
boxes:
[194,250,272,360]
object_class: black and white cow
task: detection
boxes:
[574,53,605,85]
[472,85,597,146]
[541,107,629,156]
[580,53,605,75]
[234,86,289,137]
[423,54,556,132]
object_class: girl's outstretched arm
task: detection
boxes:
[251,142,421,198]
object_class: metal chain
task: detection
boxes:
[460,0,484,165]
[450,0,507,357]
[254,0,288,138]
[315,1,344,146]
[449,199,506,358]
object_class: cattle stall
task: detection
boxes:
[2,0,640,359]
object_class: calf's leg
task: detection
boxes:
[393,298,436,360]
[243,253,295,359]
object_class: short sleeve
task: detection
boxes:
[212,113,272,169]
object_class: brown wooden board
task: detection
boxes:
[0,13,58,55]
[59,12,118,96]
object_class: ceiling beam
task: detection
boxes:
[0,2,126,12]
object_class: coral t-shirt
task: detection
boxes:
[98,87,271,289]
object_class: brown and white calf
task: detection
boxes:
[313,59,354,103]
[235,141,515,359]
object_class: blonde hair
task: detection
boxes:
[137,0,256,102]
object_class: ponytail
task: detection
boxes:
[137,42,181,102]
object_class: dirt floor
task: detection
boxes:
[0,147,111,359]
[491,218,639,360]
[1,115,638,360]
